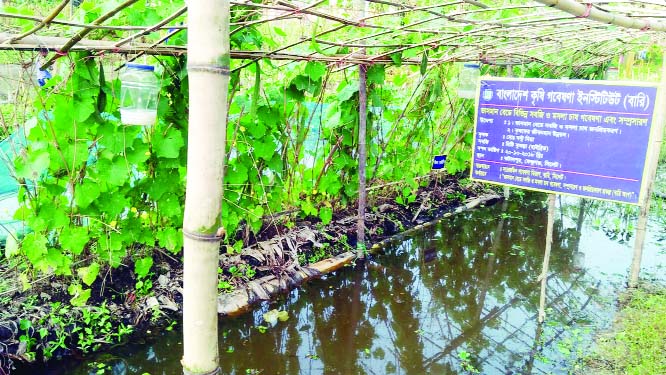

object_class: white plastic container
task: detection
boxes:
[120,63,160,126]
[458,63,480,99]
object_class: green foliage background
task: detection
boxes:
[1,0,617,306]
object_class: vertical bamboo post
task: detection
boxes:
[503,65,513,200]
[628,50,666,288]
[181,1,229,374]
[355,0,368,258]
[538,194,556,323]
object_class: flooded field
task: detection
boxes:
[21,193,666,375]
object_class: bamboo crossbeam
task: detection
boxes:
[0,33,185,55]
[0,0,661,74]
[362,1,463,23]
[0,11,183,31]
[41,0,140,69]
[276,0,377,29]
[535,0,666,31]
[1,32,487,65]
[229,0,327,36]
[119,28,184,68]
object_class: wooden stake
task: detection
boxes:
[538,194,556,323]
[356,0,368,258]
[181,1,229,374]
[628,50,666,288]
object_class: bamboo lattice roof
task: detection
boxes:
[0,0,665,70]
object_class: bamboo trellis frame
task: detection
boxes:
[0,0,664,69]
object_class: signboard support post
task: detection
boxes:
[503,65,513,201]
[628,52,666,288]
[538,194,556,323]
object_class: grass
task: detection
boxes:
[585,285,666,375]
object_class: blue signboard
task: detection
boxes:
[432,155,447,170]
[470,78,658,204]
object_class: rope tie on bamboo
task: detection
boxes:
[187,64,230,76]
[641,20,651,31]
[576,4,592,18]
[183,227,226,242]
[53,50,68,60]
[182,366,221,375]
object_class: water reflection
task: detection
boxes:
[24,193,666,375]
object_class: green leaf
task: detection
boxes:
[370,90,382,107]
[73,101,95,122]
[107,159,131,186]
[77,262,100,286]
[60,226,89,255]
[68,283,91,307]
[15,148,50,180]
[300,198,318,217]
[390,52,402,66]
[366,65,385,85]
[156,227,182,254]
[158,193,182,220]
[19,319,31,331]
[273,26,287,37]
[154,128,184,158]
[134,256,153,279]
[337,84,359,102]
[247,121,266,139]
[74,181,101,209]
[304,62,327,81]
[46,248,72,275]
[4,233,19,259]
[253,140,276,161]
[420,52,428,76]
[97,192,129,218]
[35,199,68,230]
[226,163,249,185]
[319,206,333,225]
[291,75,322,95]
[392,72,407,86]
[125,141,151,164]
[21,233,47,266]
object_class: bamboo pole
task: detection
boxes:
[628,50,666,288]
[356,0,368,258]
[534,0,666,32]
[538,194,556,323]
[181,1,230,374]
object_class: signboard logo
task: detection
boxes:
[482,88,493,101]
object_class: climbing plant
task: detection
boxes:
[5,0,612,304]
[13,54,188,305]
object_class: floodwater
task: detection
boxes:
[23,192,666,374]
